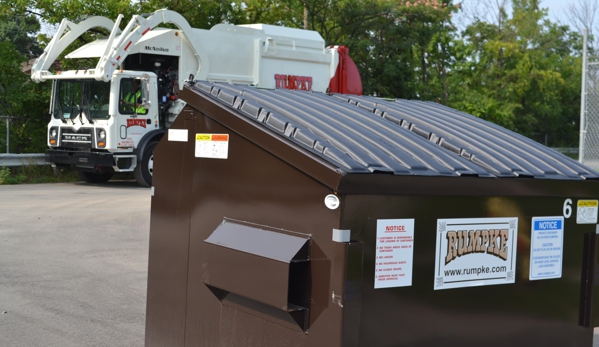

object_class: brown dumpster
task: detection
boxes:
[145,81,599,347]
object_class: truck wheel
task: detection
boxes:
[134,141,158,187]
[76,169,113,183]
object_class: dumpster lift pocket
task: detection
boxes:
[579,233,597,328]
[203,220,312,331]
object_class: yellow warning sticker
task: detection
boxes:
[195,133,229,159]
[577,200,598,224]
[578,200,598,207]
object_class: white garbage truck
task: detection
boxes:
[31,9,362,186]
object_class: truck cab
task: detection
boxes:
[47,72,164,184]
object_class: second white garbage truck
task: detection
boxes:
[31,9,363,186]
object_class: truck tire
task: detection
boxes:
[134,141,157,187]
[76,169,113,183]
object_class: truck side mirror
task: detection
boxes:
[140,74,152,110]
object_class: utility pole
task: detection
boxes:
[304,1,308,30]
[580,29,588,163]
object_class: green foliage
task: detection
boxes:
[143,0,246,28]
[446,0,582,146]
[0,13,52,153]
[0,166,9,184]
[350,0,457,98]
[0,13,41,58]
[0,56,50,153]
[0,165,80,184]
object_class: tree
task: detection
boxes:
[0,14,51,153]
[142,0,246,29]
[565,0,599,52]
[0,13,42,58]
[447,0,582,146]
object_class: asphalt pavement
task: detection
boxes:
[0,182,150,347]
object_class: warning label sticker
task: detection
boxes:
[195,133,229,159]
[434,217,518,290]
[577,200,598,224]
[374,219,414,289]
[529,216,564,280]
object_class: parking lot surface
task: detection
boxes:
[0,182,150,347]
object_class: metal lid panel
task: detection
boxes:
[186,82,597,180]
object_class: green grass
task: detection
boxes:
[0,165,136,185]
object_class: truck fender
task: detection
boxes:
[136,129,165,161]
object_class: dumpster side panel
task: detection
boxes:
[181,109,347,346]
[145,110,196,346]
[343,191,597,347]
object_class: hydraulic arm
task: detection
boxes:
[95,9,209,82]
[31,16,118,82]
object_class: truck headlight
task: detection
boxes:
[49,127,58,146]
[96,128,107,148]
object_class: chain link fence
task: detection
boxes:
[580,31,599,171]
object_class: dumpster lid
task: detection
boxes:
[185,81,598,181]
[335,95,597,180]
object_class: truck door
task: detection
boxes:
[117,77,152,149]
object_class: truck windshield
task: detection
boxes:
[53,80,111,120]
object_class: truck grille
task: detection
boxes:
[60,127,93,148]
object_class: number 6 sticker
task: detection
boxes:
[563,199,572,218]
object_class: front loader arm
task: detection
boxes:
[31,16,119,82]
[95,9,210,82]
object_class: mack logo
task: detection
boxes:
[275,74,313,91]
[64,135,89,141]
[127,119,147,128]
[145,45,169,52]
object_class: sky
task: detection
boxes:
[452,0,595,36]
[542,0,577,23]
[525,0,599,28]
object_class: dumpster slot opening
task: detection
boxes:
[203,220,311,330]
[220,291,309,332]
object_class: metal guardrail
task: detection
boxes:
[0,154,47,167]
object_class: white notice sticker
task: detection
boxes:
[168,129,188,142]
[374,219,414,289]
[577,200,598,224]
[434,217,518,290]
[529,216,564,280]
[195,134,229,159]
